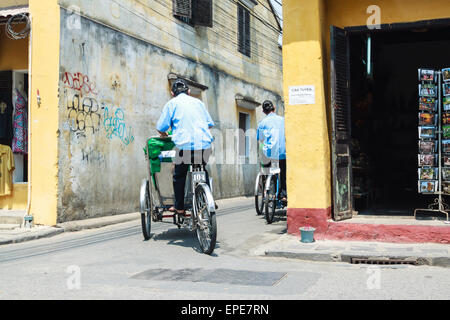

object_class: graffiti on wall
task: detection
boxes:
[62,71,135,146]
[63,72,98,96]
[103,105,135,146]
[65,90,102,137]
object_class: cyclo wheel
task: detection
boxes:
[255,175,265,216]
[140,179,152,240]
[265,176,277,224]
[193,184,217,255]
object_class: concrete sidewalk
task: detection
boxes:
[0,196,248,246]
[0,212,141,246]
[252,233,450,268]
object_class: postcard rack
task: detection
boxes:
[415,68,450,223]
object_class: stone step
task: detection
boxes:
[0,224,21,231]
[0,210,26,225]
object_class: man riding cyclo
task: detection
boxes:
[156,79,215,215]
[257,100,287,202]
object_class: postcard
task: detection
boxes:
[444,125,450,139]
[444,83,450,96]
[443,168,450,181]
[418,168,438,180]
[419,126,436,139]
[443,68,450,82]
[443,182,450,194]
[419,84,437,97]
[418,154,437,167]
[418,69,435,82]
[445,156,450,167]
[419,97,437,112]
[419,140,437,154]
[418,113,436,126]
[444,97,450,111]
[418,180,437,194]
[443,113,450,125]
[443,140,450,153]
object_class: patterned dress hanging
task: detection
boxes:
[12,89,28,155]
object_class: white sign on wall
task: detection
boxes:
[289,85,316,105]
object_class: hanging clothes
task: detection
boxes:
[0,144,15,196]
[0,94,13,147]
[12,89,28,155]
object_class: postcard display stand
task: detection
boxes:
[415,68,450,223]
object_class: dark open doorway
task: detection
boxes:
[348,26,450,216]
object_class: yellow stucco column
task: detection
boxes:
[283,0,331,234]
[28,0,60,226]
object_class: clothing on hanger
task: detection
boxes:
[0,144,15,196]
[12,89,28,155]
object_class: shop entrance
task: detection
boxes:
[0,10,30,210]
[330,20,450,220]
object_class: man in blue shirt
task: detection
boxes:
[157,79,214,214]
[257,100,287,201]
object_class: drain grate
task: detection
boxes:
[351,258,418,265]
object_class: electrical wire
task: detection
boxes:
[144,0,283,62]
[5,14,30,40]
[128,0,282,65]
[108,0,282,81]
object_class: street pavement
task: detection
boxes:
[0,197,449,300]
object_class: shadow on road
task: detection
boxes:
[150,228,221,256]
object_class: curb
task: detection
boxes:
[56,212,141,232]
[0,227,65,246]
[264,250,450,268]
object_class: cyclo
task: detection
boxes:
[255,159,287,224]
[140,136,217,255]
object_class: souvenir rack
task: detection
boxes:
[415,69,450,223]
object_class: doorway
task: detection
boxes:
[331,20,450,220]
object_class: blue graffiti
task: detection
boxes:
[103,105,134,146]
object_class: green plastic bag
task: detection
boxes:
[143,137,176,173]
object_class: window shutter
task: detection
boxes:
[330,26,353,221]
[192,0,213,27]
[173,0,192,18]
[244,9,250,57]
[238,4,250,57]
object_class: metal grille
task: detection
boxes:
[351,258,418,265]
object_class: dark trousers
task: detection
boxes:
[262,156,287,200]
[173,149,211,210]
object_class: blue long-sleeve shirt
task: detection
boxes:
[257,113,287,160]
[156,93,214,151]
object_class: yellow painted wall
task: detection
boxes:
[0,25,29,71]
[28,0,60,225]
[283,0,331,210]
[1,0,28,7]
[0,183,28,210]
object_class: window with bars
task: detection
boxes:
[237,3,251,57]
[172,0,213,27]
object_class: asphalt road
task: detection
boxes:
[0,197,449,300]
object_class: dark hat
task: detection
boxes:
[262,100,275,113]
[171,79,189,96]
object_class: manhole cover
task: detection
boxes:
[132,268,287,287]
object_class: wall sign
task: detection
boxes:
[289,85,316,105]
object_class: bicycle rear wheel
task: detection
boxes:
[140,180,152,240]
[194,184,217,255]
[265,176,277,224]
[255,175,265,216]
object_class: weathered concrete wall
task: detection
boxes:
[57,0,283,96]
[57,9,282,222]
